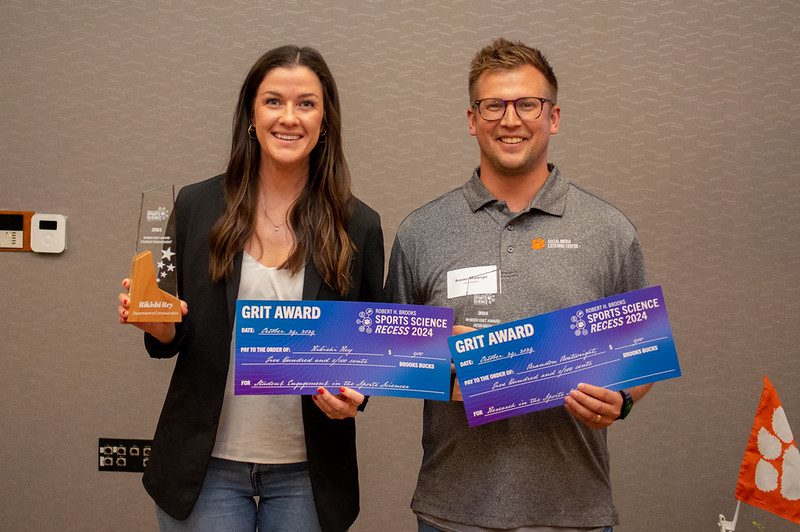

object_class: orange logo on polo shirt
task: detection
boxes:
[531,238,546,250]
[531,237,580,250]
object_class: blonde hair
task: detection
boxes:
[468,37,558,102]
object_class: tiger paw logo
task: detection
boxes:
[736,376,800,524]
[356,308,374,334]
[531,238,546,250]
[751,406,800,500]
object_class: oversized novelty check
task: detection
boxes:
[235,300,454,400]
[450,285,680,427]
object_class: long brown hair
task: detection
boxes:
[209,45,354,295]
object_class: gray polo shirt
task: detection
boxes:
[385,165,646,529]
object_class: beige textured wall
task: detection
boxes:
[1,1,798,530]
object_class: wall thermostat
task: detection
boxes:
[31,213,67,253]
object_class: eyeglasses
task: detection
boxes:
[472,97,554,121]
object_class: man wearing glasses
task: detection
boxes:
[386,38,651,531]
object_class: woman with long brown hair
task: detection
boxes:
[118,45,384,531]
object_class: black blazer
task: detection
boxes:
[141,174,384,531]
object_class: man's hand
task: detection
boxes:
[564,382,652,429]
[564,383,624,429]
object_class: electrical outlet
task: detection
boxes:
[98,438,152,472]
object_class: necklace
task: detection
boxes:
[262,206,286,232]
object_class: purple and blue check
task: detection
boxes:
[235,300,454,400]
[450,285,680,427]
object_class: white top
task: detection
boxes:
[211,251,307,464]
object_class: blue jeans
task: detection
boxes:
[156,457,321,532]
[417,517,612,532]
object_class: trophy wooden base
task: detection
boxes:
[127,250,181,323]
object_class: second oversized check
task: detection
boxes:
[451,285,681,427]
[235,300,454,400]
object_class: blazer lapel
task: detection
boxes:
[302,259,322,300]
[226,252,243,332]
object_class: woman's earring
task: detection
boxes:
[248,124,257,140]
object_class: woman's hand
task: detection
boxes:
[117,278,188,344]
[312,386,365,420]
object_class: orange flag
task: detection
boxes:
[735,376,800,524]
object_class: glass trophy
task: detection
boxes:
[127,184,181,323]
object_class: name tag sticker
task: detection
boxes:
[447,265,498,299]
